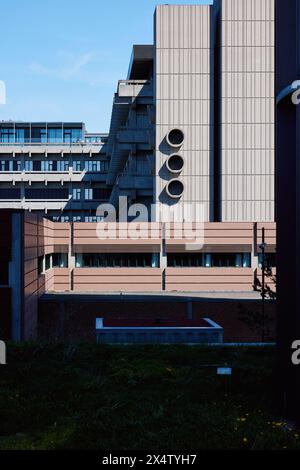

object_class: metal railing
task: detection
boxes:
[0,141,104,146]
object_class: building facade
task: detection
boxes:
[0,122,110,222]
[0,209,275,340]
[107,0,275,223]
[0,1,278,342]
[0,1,275,225]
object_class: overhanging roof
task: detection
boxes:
[127,45,154,80]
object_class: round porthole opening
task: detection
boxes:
[166,154,184,173]
[166,179,184,199]
[166,128,185,147]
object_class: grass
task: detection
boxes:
[0,343,299,450]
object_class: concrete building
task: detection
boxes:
[0,122,110,222]
[106,45,154,214]
[104,1,275,223]
[218,0,275,221]
[0,1,278,342]
[0,209,275,340]
[0,2,275,225]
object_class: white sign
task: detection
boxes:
[0,340,6,364]
[0,81,6,105]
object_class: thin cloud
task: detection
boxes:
[29,50,121,87]
[29,51,94,82]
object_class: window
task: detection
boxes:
[84,188,93,200]
[76,253,155,268]
[0,161,19,171]
[167,253,203,267]
[25,188,69,200]
[33,161,41,171]
[258,253,276,269]
[235,253,251,268]
[41,161,53,171]
[38,256,44,275]
[57,160,69,172]
[31,127,46,143]
[60,215,70,222]
[0,128,14,143]
[64,128,82,143]
[25,161,33,172]
[73,161,81,171]
[72,188,81,201]
[0,188,21,199]
[52,253,68,268]
[15,128,25,143]
[84,215,104,222]
[45,254,51,271]
[48,128,62,143]
[84,161,97,172]
[14,161,21,171]
[85,135,103,143]
[73,216,82,222]
[84,161,108,172]
[167,253,252,268]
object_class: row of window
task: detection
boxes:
[76,253,276,269]
[51,215,104,222]
[0,188,111,200]
[73,188,110,201]
[0,127,83,144]
[35,251,278,276]
[168,253,276,268]
[76,253,159,268]
[167,253,252,268]
[73,253,253,268]
[38,253,69,274]
[0,160,109,172]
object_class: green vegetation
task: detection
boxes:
[0,343,299,450]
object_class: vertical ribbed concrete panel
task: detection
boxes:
[154,5,213,222]
[220,0,275,221]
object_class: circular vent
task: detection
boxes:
[166,154,184,173]
[166,128,185,147]
[166,179,184,199]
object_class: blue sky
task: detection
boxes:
[0,0,213,132]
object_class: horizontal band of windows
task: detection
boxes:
[76,253,160,268]
[0,127,83,144]
[0,161,109,172]
[50,216,104,222]
[38,253,277,272]
[167,253,252,268]
[0,189,21,198]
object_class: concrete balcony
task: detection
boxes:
[0,200,68,210]
[0,171,107,183]
[117,80,153,98]
[0,143,105,155]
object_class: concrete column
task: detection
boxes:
[160,222,167,290]
[9,213,22,341]
[68,222,75,290]
[252,222,259,287]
